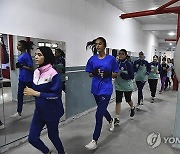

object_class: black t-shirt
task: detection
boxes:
[160,63,169,77]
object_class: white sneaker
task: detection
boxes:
[10,112,21,119]
[151,97,155,103]
[109,118,115,132]
[136,104,140,110]
[130,107,135,119]
[85,140,97,150]
[114,117,120,126]
[0,123,5,129]
[140,99,144,105]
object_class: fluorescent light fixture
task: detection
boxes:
[168,32,175,36]
[45,43,51,47]
[51,43,58,48]
[38,42,45,47]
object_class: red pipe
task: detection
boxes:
[1,41,5,64]
[8,35,15,70]
[156,0,179,12]
[177,12,180,42]
[120,6,179,19]
[165,39,177,41]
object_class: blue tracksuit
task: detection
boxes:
[28,64,65,154]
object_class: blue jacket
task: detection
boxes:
[119,59,134,80]
[33,64,64,121]
[115,59,134,91]
[133,59,150,73]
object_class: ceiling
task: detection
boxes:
[106,0,180,51]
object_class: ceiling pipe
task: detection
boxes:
[165,39,177,41]
[156,0,180,12]
[120,6,179,19]
[119,0,180,92]
[119,0,180,42]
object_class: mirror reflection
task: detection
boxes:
[0,39,6,146]
[0,33,66,147]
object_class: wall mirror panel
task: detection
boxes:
[0,44,6,147]
[0,33,66,148]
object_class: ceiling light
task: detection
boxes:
[149,7,158,10]
[169,43,172,45]
[38,42,45,47]
[168,32,175,36]
[51,43,58,48]
[45,43,51,47]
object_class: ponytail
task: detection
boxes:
[18,40,34,54]
[26,41,34,54]
[86,37,106,55]
[86,39,97,55]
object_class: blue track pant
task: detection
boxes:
[17,81,32,113]
[28,114,65,154]
[93,95,112,141]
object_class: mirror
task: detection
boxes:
[0,33,66,147]
[0,38,6,146]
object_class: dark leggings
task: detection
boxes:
[165,77,171,90]
[136,81,146,105]
[148,79,158,97]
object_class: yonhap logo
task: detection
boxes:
[147,132,180,148]
[147,132,161,148]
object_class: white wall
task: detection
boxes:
[160,50,175,59]
[0,0,158,66]
[145,32,159,61]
